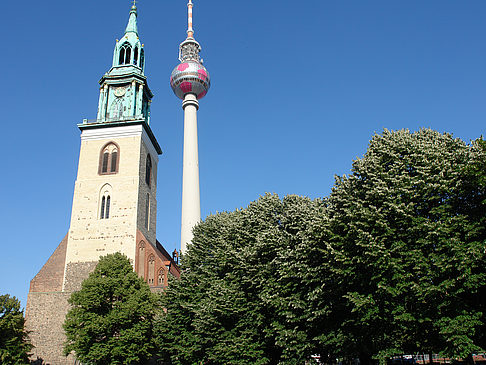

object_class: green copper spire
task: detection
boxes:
[109,2,145,73]
[125,4,138,35]
[94,1,153,124]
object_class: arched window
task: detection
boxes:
[118,47,125,65]
[101,196,106,218]
[99,184,112,219]
[99,143,119,175]
[111,151,118,172]
[157,268,164,286]
[105,196,111,218]
[110,97,123,119]
[100,195,111,219]
[102,152,109,172]
[119,43,131,65]
[138,241,146,277]
[148,255,155,285]
[145,194,150,230]
[145,154,152,186]
[140,49,145,70]
[134,46,139,65]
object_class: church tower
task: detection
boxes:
[25,4,179,364]
[63,2,161,291]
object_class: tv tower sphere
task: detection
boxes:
[173,0,210,255]
[170,60,210,100]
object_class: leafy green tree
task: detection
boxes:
[325,129,486,362]
[63,252,159,365]
[155,129,486,364]
[156,194,331,365]
[0,294,32,365]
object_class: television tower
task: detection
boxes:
[170,0,210,254]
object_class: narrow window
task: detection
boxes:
[111,151,118,172]
[138,242,145,277]
[148,255,155,285]
[158,269,164,286]
[100,196,106,219]
[102,152,109,173]
[110,98,123,119]
[119,47,125,65]
[105,196,110,219]
[119,43,132,65]
[99,143,119,175]
[145,155,152,186]
[145,194,150,230]
[125,46,131,64]
[99,184,113,220]
[134,46,139,65]
[140,49,145,70]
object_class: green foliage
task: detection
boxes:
[467,137,486,203]
[0,294,32,365]
[326,129,486,360]
[63,252,159,365]
[155,129,486,363]
[156,194,329,364]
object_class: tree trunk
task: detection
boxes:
[359,353,374,365]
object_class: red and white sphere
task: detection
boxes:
[170,60,210,100]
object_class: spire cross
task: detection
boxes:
[132,0,137,7]
[187,0,194,38]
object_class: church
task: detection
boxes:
[24,1,210,363]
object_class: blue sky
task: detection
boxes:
[0,0,485,308]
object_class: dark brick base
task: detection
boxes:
[25,291,74,365]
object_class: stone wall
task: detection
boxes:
[26,236,98,364]
[25,291,74,365]
[63,261,98,292]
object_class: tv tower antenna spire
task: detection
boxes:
[170,0,211,255]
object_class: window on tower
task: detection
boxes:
[110,97,124,120]
[118,43,132,65]
[105,196,111,218]
[99,142,120,175]
[102,152,109,172]
[134,46,139,66]
[111,151,118,172]
[145,193,150,230]
[145,154,152,186]
[99,184,112,220]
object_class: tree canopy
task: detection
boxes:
[63,252,159,365]
[324,130,486,361]
[157,193,329,364]
[0,294,32,365]
[156,129,486,364]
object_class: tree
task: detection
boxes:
[155,129,486,364]
[156,194,332,365]
[63,252,159,365]
[325,129,486,362]
[0,294,32,365]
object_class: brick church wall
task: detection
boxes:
[29,234,68,293]
[25,235,75,365]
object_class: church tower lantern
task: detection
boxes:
[170,0,211,254]
[96,3,152,124]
